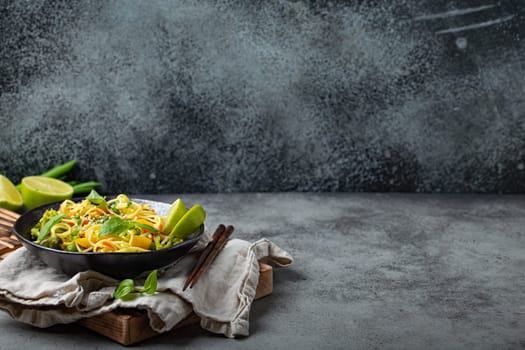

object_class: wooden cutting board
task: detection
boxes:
[0,244,273,345]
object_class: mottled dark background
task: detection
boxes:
[1,0,524,193]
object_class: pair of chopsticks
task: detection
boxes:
[183,224,234,291]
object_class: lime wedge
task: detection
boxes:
[21,176,73,210]
[162,198,187,233]
[0,175,23,211]
[170,204,206,239]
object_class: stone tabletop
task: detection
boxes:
[0,193,524,349]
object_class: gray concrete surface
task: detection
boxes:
[0,193,524,349]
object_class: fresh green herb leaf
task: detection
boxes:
[133,222,159,233]
[86,190,108,209]
[126,201,132,208]
[143,270,158,295]
[99,217,131,237]
[114,279,135,299]
[114,270,158,300]
[37,214,65,241]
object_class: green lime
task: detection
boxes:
[162,198,187,234]
[0,175,23,211]
[170,204,206,239]
[21,176,73,210]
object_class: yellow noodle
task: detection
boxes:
[32,194,178,252]
[35,194,180,252]
[52,223,72,239]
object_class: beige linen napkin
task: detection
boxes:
[0,234,293,338]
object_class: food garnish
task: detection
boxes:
[0,160,101,211]
[114,269,158,299]
[0,175,23,211]
[21,176,74,210]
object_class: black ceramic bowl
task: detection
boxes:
[12,198,204,279]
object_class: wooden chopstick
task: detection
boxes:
[183,225,225,290]
[183,224,234,291]
[189,225,234,289]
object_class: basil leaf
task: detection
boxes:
[133,222,159,233]
[114,279,135,299]
[86,189,104,201]
[143,270,158,295]
[114,270,158,299]
[38,214,65,241]
[86,190,108,209]
[99,217,130,237]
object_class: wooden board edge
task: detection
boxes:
[255,263,273,299]
[77,312,134,345]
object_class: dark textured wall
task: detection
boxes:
[1,0,524,193]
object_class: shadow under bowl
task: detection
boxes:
[12,198,203,279]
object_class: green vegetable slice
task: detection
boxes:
[37,214,65,241]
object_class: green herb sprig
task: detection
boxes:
[114,270,158,300]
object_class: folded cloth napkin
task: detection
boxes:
[0,233,293,338]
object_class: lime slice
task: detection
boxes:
[21,176,73,210]
[170,204,206,239]
[162,198,187,234]
[0,175,23,211]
